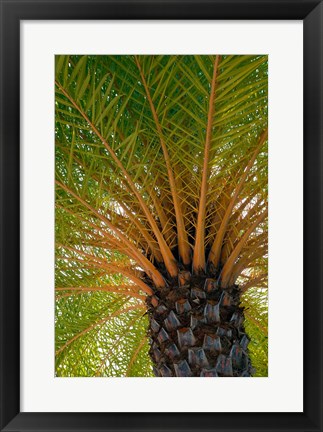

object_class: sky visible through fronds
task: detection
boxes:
[55,55,268,377]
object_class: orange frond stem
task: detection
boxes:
[208,129,268,269]
[135,56,190,266]
[126,336,148,376]
[193,55,221,273]
[56,243,154,296]
[56,180,165,287]
[229,246,268,286]
[220,209,268,287]
[55,286,146,301]
[220,200,266,264]
[55,80,178,277]
[55,305,144,356]
[240,273,268,292]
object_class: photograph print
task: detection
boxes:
[55,55,268,377]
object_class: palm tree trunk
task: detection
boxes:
[147,272,252,377]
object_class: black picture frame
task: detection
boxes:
[0,0,322,431]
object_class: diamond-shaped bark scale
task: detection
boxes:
[163,310,181,331]
[150,319,160,333]
[188,348,209,368]
[200,368,218,377]
[190,315,206,330]
[156,304,167,315]
[177,327,196,348]
[217,327,232,338]
[175,299,192,314]
[215,354,233,376]
[152,346,162,362]
[204,301,220,323]
[157,327,169,343]
[191,288,206,300]
[240,335,250,350]
[230,312,244,327]
[174,360,193,377]
[203,334,222,352]
[230,344,247,369]
[160,364,173,377]
[165,343,180,360]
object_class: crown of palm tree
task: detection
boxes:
[55,54,268,377]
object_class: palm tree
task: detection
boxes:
[55,55,268,377]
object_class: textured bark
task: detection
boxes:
[146,272,253,377]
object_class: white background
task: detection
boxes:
[21,21,303,412]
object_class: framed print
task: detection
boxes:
[0,0,322,431]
